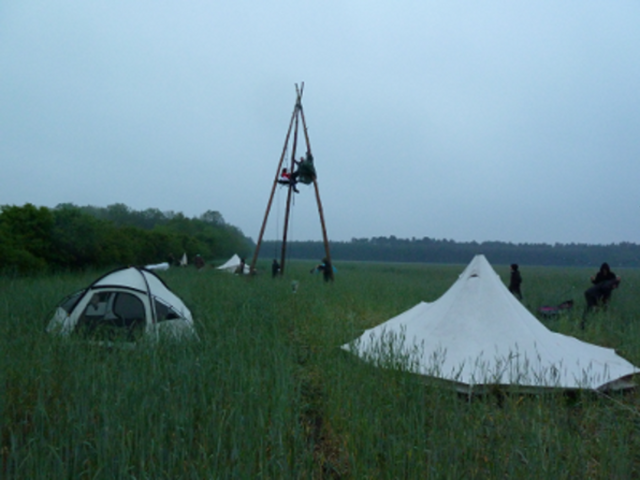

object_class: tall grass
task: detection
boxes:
[1,261,639,478]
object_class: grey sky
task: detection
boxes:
[1,1,639,245]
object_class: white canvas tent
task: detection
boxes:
[217,254,250,274]
[343,255,638,392]
[47,266,196,342]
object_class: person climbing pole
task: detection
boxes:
[277,167,299,193]
[293,152,317,185]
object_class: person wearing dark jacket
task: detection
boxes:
[585,263,620,309]
[235,258,246,275]
[313,258,334,282]
[581,262,621,328]
[271,259,280,278]
[508,263,523,300]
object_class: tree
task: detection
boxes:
[0,204,54,272]
[200,210,225,226]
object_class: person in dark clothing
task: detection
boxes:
[508,263,522,300]
[271,259,280,278]
[235,258,246,275]
[581,262,621,328]
[317,257,334,282]
[279,153,316,192]
[293,153,317,185]
[585,263,620,309]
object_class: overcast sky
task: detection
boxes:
[1,1,639,245]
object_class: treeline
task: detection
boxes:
[260,236,640,268]
[0,203,254,274]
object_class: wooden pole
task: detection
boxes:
[279,99,301,274]
[297,86,334,279]
[249,95,299,274]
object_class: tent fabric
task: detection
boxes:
[342,255,638,392]
[145,262,170,271]
[217,254,250,274]
[47,266,196,342]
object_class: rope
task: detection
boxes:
[273,140,290,259]
[274,186,281,258]
[288,192,295,263]
[595,388,640,417]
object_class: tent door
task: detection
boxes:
[75,291,147,342]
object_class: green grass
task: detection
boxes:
[1,261,639,478]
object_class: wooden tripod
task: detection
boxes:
[249,83,333,278]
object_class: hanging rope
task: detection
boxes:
[273,142,291,259]
[274,186,281,258]
[287,191,296,263]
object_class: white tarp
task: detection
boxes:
[343,255,638,392]
[217,254,250,274]
[145,262,169,271]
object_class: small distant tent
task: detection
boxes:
[342,255,638,392]
[179,253,188,267]
[145,262,169,271]
[47,266,196,342]
[217,254,250,274]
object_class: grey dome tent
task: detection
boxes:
[343,255,638,393]
[47,266,196,342]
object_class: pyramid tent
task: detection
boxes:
[217,254,250,274]
[343,255,638,392]
[47,266,196,342]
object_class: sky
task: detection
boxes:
[1,1,639,245]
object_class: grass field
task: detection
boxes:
[2,260,639,478]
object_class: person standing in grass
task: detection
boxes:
[508,263,523,300]
[319,257,334,282]
[235,257,246,275]
[272,259,280,278]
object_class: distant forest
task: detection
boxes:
[0,203,254,274]
[260,237,640,268]
[2,203,639,274]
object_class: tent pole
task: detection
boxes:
[249,91,299,274]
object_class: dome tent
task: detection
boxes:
[342,255,638,393]
[47,266,196,342]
